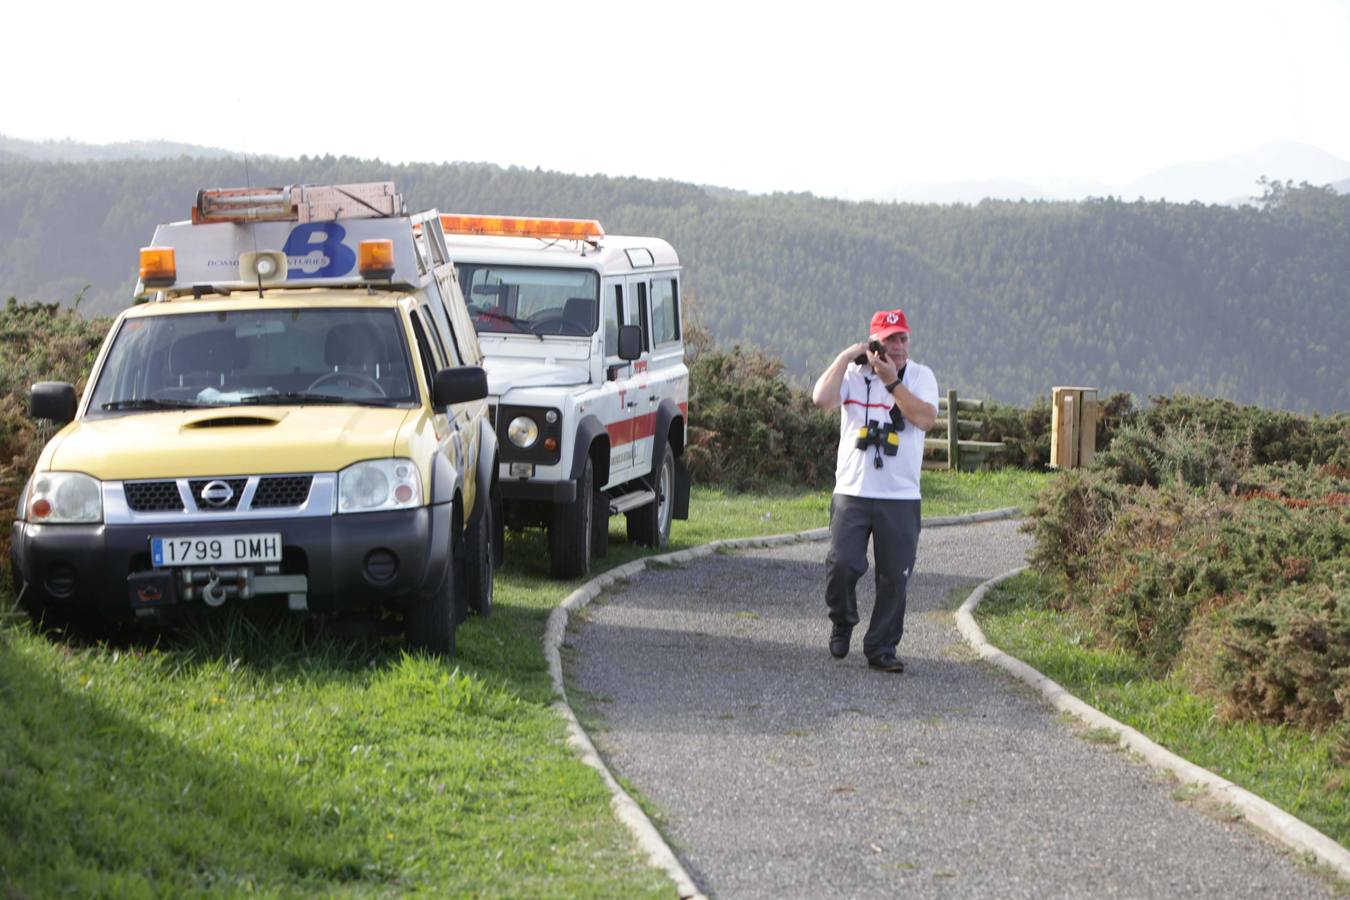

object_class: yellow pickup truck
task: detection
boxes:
[10,183,498,655]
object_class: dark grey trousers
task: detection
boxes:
[825,494,922,661]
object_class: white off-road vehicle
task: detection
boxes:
[439,215,690,578]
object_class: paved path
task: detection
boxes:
[567,519,1333,898]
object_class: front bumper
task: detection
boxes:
[10,504,452,620]
[499,479,577,503]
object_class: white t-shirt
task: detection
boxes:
[834,360,939,500]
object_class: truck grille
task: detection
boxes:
[124,481,185,512]
[252,476,313,508]
[124,476,315,513]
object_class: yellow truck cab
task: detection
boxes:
[10,183,497,654]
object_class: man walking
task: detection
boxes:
[811,309,939,672]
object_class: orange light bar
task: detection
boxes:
[358,239,395,279]
[139,247,177,287]
[439,214,605,242]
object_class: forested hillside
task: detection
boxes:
[2,156,1347,412]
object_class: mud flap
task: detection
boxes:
[673,455,691,520]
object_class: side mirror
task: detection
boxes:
[30,382,77,424]
[618,324,642,361]
[432,366,489,408]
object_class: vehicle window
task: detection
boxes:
[604,284,623,357]
[636,281,650,352]
[408,313,440,399]
[456,264,599,337]
[651,278,680,345]
[416,305,449,368]
[86,308,415,412]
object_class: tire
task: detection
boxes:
[405,506,460,656]
[626,444,674,549]
[466,491,494,617]
[549,456,594,579]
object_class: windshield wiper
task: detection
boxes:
[237,392,352,405]
[102,398,201,411]
[471,307,544,340]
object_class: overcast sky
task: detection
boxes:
[4,0,1349,199]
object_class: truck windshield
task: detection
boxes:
[88,308,417,413]
[456,264,599,337]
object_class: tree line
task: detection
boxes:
[1,156,1346,412]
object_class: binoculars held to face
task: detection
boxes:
[853,339,886,366]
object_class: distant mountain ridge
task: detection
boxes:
[0,153,1346,414]
[0,134,239,163]
[884,141,1350,205]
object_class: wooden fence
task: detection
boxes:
[922,389,1007,471]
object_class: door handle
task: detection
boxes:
[626,401,638,409]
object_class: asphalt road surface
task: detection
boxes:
[567,518,1334,899]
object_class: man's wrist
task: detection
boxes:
[884,377,901,393]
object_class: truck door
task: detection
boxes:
[623,274,655,479]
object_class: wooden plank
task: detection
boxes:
[947,389,959,472]
[937,398,985,412]
[1079,393,1098,468]
[1049,388,1062,468]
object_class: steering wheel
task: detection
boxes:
[306,371,387,397]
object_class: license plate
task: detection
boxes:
[151,533,282,567]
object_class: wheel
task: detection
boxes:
[465,491,494,617]
[626,444,674,549]
[549,457,594,579]
[405,506,460,655]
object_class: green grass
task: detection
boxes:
[976,571,1350,848]
[0,474,1040,896]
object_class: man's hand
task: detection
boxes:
[868,347,898,384]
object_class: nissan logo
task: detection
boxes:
[200,480,234,507]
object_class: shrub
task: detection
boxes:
[1219,581,1349,732]
[685,345,836,491]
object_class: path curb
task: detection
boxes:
[956,567,1350,882]
[543,506,1022,898]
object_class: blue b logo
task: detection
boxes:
[284,223,357,278]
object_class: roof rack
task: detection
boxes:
[134,185,450,301]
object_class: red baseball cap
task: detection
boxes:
[869,309,910,339]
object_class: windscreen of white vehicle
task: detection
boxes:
[87,308,417,415]
[457,264,599,337]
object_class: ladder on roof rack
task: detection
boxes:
[192,182,404,224]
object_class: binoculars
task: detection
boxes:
[855,420,901,456]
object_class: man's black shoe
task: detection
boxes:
[868,654,905,673]
[829,625,852,659]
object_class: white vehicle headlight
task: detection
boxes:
[339,459,422,513]
[27,472,103,524]
[507,416,539,449]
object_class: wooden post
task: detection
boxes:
[1051,386,1099,469]
[947,389,960,472]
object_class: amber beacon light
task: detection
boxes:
[139,247,177,287]
[358,239,396,280]
[439,214,605,243]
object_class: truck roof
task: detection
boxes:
[441,233,679,275]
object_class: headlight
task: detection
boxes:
[27,472,103,524]
[339,459,422,513]
[507,416,539,449]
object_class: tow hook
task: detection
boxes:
[180,567,253,606]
